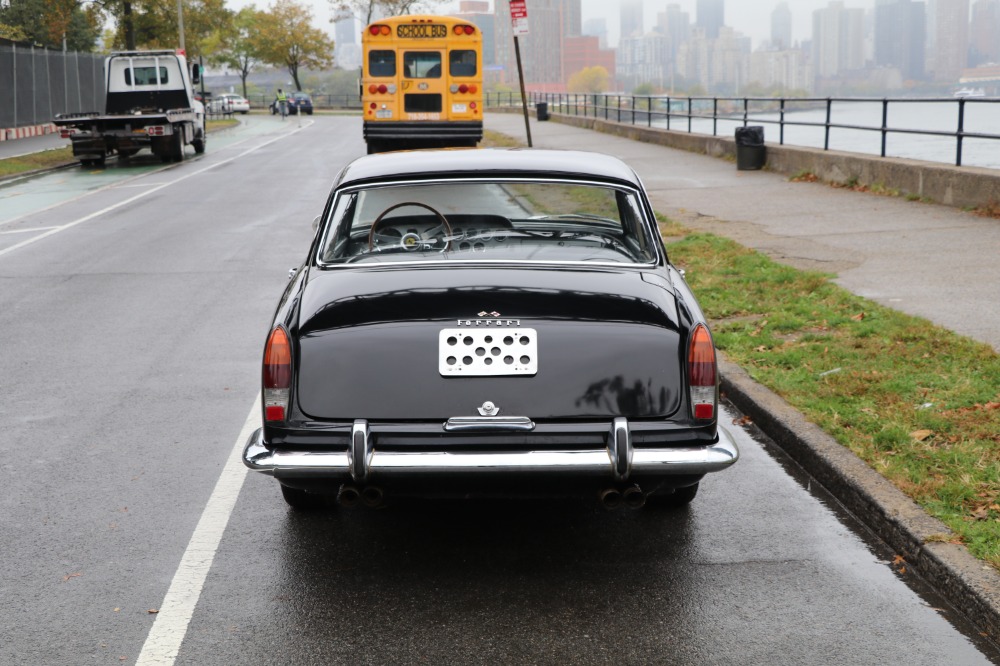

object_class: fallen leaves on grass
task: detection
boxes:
[909,429,933,442]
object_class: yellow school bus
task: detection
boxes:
[362,15,483,153]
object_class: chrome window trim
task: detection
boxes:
[314,176,666,270]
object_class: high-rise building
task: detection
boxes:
[697,0,725,40]
[927,0,970,81]
[657,4,691,66]
[563,35,616,88]
[621,0,644,40]
[455,1,496,68]
[771,2,792,49]
[874,0,925,81]
[333,9,360,70]
[493,0,583,90]
[811,1,866,80]
[617,33,671,90]
[969,0,1000,66]
[583,18,608,49]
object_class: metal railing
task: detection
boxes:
[485,92,1000,167]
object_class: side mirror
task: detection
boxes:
[191,63,201,84]
[311,215,321,232]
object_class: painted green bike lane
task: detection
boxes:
[0,116,292,228]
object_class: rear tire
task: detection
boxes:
[192,130,206,154]
[645,483,699,509]
[280,484,330,511]
[170,132,184,162]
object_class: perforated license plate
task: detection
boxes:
[439,328,538,376]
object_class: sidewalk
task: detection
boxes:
[486,113,1000,352]
[0,132,69,160]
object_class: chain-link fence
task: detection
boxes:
[0,41,105,129]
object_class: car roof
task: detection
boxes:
[334,149,643,189]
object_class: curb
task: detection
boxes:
[719,355,1000,641]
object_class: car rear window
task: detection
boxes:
[318,181,659,266]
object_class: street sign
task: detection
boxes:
[510,0,529,36]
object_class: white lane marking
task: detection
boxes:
[1,226,60,234]
[135,395,260,665]
[0,119,314,232]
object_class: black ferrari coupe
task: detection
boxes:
[243,148,738,510]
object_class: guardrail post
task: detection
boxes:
[780,98,786,145]
[956,98,965,166]
[687,97,692,133]
[824,98,832,151]
[713,97,718,136]
[881,98,889,157]
[666,97,671,131]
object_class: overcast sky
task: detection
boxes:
[442,0,879,49]
[246,1,879,50]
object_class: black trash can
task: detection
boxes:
[735,125,766,171]
[536,102,549,121]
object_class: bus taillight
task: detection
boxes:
[369,25,389,36]
[453,24,475,35]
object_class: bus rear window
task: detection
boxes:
[449,50,477,77]
[403,52,442,78]
[369,50,395,77]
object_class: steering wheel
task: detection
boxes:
[368,202,453,253]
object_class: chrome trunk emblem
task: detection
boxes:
[477,401,500,416]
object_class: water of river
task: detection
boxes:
[653,99,1000,170]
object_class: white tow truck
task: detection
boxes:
[53,50,207,166]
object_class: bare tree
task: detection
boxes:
[334,0,445,27]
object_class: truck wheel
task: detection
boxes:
[170,132,184,162]
[192,131,206,154]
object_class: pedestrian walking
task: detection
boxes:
[275,88,288,120]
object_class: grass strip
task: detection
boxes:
[0,147,75,178]
[661,218,999,569]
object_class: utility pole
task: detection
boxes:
[177,0,186,53]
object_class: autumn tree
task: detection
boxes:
[333,0,444,26]
[101,0,233,59]
[212,6,265,98]
[256,0,334,92]
[567,66,610,94]
[0,0,100,50]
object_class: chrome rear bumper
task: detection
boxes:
[242,419,739,482]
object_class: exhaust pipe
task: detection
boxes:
[337,484,361,507]
[361,485,385,508]
[599,488,623,510]
[623,486,645,509]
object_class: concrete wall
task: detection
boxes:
[544,112,1000,211]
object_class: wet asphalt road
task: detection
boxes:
[1,115,998,665]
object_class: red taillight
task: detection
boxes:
[369,102,377,109]
[263,327,291,422]
[459,84,469,94]
[377,84,388,94]
[688,324,717,420]
[464,25,475,35]
[369,25,380,35]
